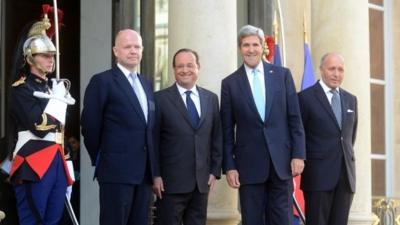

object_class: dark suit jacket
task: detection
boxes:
[298,82,357,192]
[81,66,156,185]
[221,61,305,184]
[154,84,222,194]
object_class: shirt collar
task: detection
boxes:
[117,63,137,79]
[244,61,264,76]
[176,83,199,97]
[319,79,340,94]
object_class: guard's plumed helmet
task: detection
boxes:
[22,11,56,72]
[23,34,56,59]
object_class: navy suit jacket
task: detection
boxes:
[298,82,358,192]
[153,84,222,194]
[81,66,156,185]
[221,61,305,184]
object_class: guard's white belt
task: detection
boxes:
[13,131,59,157]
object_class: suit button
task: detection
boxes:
[341,137,343,140]
[144,146,147,151]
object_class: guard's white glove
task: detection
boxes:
[0,158,12,175]
[65,160,75,200]
[66,185,72,200]
[66,160,76,181]
[34,79,75,105]
[34,79,75,124]
[0,210,5,221]
[52,79,67,97]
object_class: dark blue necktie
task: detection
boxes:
[185,90,200,127]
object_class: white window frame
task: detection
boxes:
[369,0,393,197]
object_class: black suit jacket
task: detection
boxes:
[154,84,222,194]
[299,82,358,192]
[81,66,156,185]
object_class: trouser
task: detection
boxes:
[14,153,67,225]
[304,162,354,225]
[154,187,208,225]
[99,182,152,225]
[240,165,293,225]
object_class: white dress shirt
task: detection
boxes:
[319,79,340,105]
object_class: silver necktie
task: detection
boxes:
[330,89,341,128]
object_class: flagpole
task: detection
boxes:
[53,0,60,80]
[275,0,286,66]
[273,11,279,45]
[52,1,78,224]
[304,11,308,44]
[302,10,316,90]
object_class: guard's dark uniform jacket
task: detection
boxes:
[9,73,73,185]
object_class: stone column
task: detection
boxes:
[168,1,241,224]
[311,1,376,224]
[392,0,400,199]
[80,0,112,224]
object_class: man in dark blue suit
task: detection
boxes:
[152,48,222,225]
[299,53,358,225]
[220,25,306,225]
[81,29,156,225]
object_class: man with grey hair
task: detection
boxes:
[221,24,306,225]
[299,52,357,225]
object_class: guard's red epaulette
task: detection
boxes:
[12,76,26,87]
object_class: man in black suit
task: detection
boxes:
[220,25,305,225]
[298,53,358,225]
[152,48,222,225]
[81,29,156,225]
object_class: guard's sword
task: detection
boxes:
[65,195,79,225]
[293,193,306,224]
[52,0,60,81]
[52,1,78,224]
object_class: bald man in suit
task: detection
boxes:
[299,53,358,225]
[81,29,156,225]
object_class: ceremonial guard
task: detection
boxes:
[8,5,75,225]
